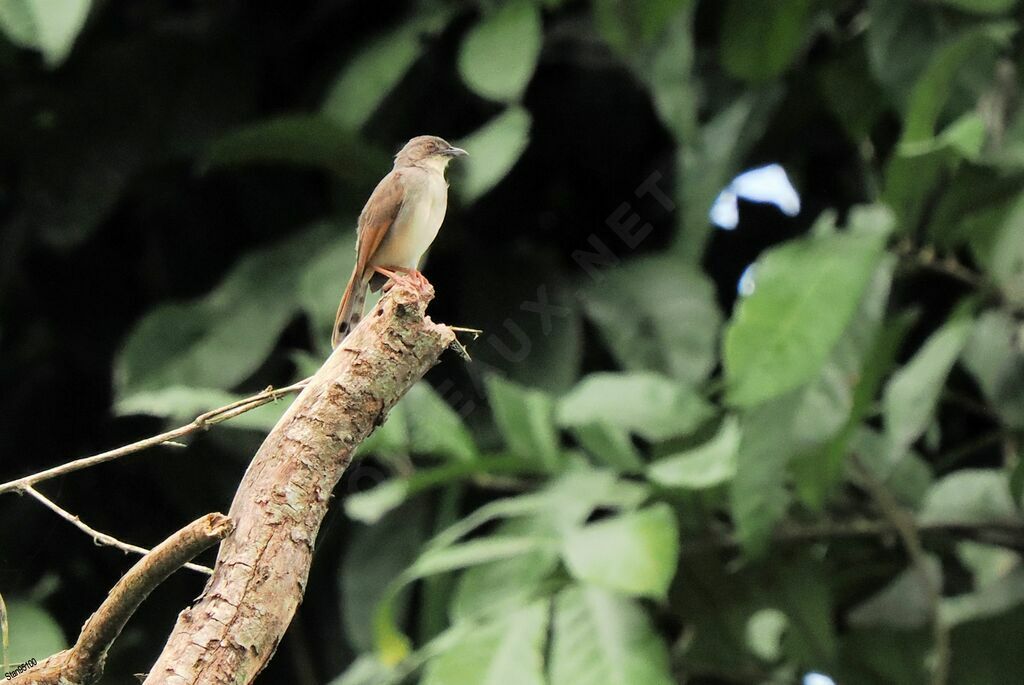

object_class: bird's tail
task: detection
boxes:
[331,269,369,348]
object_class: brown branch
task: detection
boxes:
[0,382,308,497]
[143,278,454,685]
[24,486,213,575]
[11,513,233,685]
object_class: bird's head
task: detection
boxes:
[394,135,468,171]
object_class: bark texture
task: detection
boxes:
[143,280,453,684]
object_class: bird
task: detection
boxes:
[331,135,467,348]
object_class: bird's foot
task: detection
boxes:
[374,266,430,292]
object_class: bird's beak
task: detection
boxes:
[444,146,468,158]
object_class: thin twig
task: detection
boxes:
[25,486,213,575]
[0,380,309,497]
[850,454,951,685]
[11,513,233,685]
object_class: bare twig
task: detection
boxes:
[11,513,233,685]
[24,486,213,575]
[0,380,309,497]
[850,455,950,685]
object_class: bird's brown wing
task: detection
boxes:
[331,169,406,347]
[354,169,407,277]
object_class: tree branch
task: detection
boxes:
[0,383,308,497]
[10,513,233,685]
[24,486,213,575]
[142,278,454,685]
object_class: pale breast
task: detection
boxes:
[372,168,449,270]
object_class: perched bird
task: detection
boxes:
[332,135,467,348]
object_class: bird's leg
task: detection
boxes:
[373,265,429,291]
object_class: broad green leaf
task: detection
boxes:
[816,43,888,142]
[457,0,541,102]
[962,310,1024,429]
[201,115,388,183]
[562,504,679,599]
[557,372,713,442]
[0,0,91,66]
[581,256,721,384]
[450,516,561,622]
[327,655,396,685]
[899,112,986,160]
[729,395,801,556]
[422,601,549,685]
[341,501,429,652]
[723,205,893,406]
[4,600,65,665]
[988,192,1024,304]
[920,469,1016,524]
[375,536,554,662]
[848,556,942,629]
[942,566,1024,626]
[719,0,814,81]
[114,385,290,431]
[344,456,524,524]
[850,427,933,509]
[647,416,740,489]
[548,584,673,685]
[957,541,1020,588]
[115,223,336,401]
[322,8,452,129]
[570,422,644,472]
[454,106,531,203]
[883,306,974,453]
[486,375,562,470]
[592,0,688,58]
[900,23,1014,145]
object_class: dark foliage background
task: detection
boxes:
[2,1,1024,683]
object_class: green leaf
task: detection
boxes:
[816,42,888,142]
[322,9,452,129]
[647,416,740,489]
[341,501,429,652]
[562,504,679,599]
[883,306,974,453]
[456,0,541,102]
[719,0,814,82]
[723,206,893,406]
[548,584,673,685]
[850,427,933,509]
[920,469,1017,524]
[570,422,645,472]
[988,192,1024,303]
[901,23,1015,145]
[962,310,1024,429]
[848,556,942,629]
[581,255,721,384]
[486,375,562,471]
[450,516,561,622]
[4,599,66,665]
[114,385,290,431]
[201,115,388,183]
[422,600,549,685]
[454,106,531,203]
[592,0,690,57]
[942,566,1024,626]
[729,396,801,556]
[375,536,554,662]
[557,372,714,442]
[0,0,91,66]
[298,230,358,352]
[114,223,336,401]
[344,456,523,525]
[745,608,787,662]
